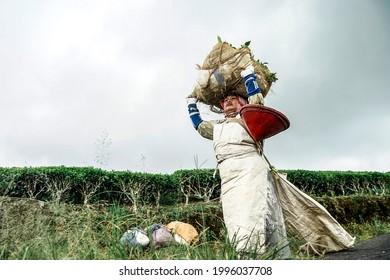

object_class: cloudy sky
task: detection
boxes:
[0,0,389,174]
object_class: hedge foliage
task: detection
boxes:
[280,169,390,196]
[0,166,179,206]
[0,166,389,206]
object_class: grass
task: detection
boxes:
[1,197,389,260]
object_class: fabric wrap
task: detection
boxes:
[272,171,355,254]
[213,119,354,257]
[215,120,291,258]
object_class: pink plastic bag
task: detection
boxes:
[147,224,174,247]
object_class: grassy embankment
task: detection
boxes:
[1,197,389,260]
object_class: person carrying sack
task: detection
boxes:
[187,63,355,258]
[187,66,291,259]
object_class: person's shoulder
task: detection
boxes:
[200,119,225,125]
[212,119,226,124]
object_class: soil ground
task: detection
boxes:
[324,233,390,260]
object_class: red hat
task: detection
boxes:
[240,104,290,141]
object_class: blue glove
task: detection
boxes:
[187,98,203,129]
[241,66,261,96]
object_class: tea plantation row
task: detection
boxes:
[0,166,389,206]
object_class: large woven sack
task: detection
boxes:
[189,41,277,109]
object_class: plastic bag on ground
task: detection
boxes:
[146,223,174,247]
[120,227,150,248]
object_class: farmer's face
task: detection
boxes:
[223,95,239,115]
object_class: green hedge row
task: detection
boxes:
[280,169,390,196]
[0,166,180,205]
[0,166,389,206]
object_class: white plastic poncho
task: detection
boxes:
[204,118,291,259]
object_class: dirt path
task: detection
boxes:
[324,233,390,260]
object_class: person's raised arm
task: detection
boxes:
[187,97,203,129]
[186,97,217,140]
[241,65,264,105]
